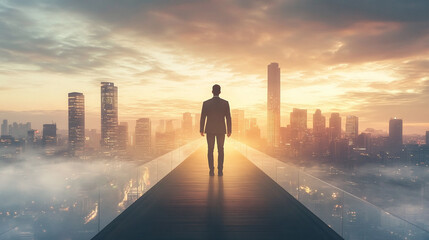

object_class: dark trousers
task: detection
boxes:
[206,133,225,171]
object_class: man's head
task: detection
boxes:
[212,84,221,96]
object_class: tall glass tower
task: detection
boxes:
[267,63,280,147]
[389,118,403,152]
[329,113,341,140]
[68,92,85,156]
[135,118,151,156]
[101,82,118,154]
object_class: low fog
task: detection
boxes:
[301,162,429,230]
[0,156,146,240]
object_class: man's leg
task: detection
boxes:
[216,134,225,172]
[206,133,215,173]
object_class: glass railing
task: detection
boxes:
[233,141,429,240]
[0,139,203,240]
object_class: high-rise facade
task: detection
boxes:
[68,92,85,156]
[232,109,245,139]
[426,131,429,145]
[329,113,341,140]
[1,119,7,136]
[7,122,31,139]
[43,123,57,156]
[313,109,327,155]
[389,118,403,151]
[101,82,118,153]
[118,122,129,154]
[290,108,307,140]
[345,115,358,145]
[182,112,193,136]
[135,118,151,156]
[166,120,174,133]
[194,113,201,133]
[43,124,57,146]
[267,63,280,147]
[313,109,326,136]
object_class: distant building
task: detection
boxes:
[426,131,429,145]
[329,113,341,140]
[357,133,371,152]
[267,62,281,147]
[331,138,349,161]
[345,116,358,145]
[157,120,165,133]
[0,135,23,159]
[8,122,31,139]
[280,126,290,145]
[68,92,85,156]
[250,118,257,129]
[155,131,175,154]
[313,109,327,155]
[1,119,7,136]
[194,113,201,133]
[290,108,307,140]
[43,124,56,156]
[313,109,326,136]
[135,118,151,156]
[247,118,261,139]
[232,109,245,139]
[182,112,193,137]
[101,82,118,153]
[389,118,403,153]
[27,129,36,145]
[118,122,129,155]
[85,129,100,150]
[42,124,57,146]
[166,120,174,133]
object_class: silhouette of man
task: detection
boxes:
[200,84,232,176]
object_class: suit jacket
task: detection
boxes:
[200,96,232,134]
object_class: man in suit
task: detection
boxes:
[200,84,232,176]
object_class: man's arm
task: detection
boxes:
[200,102,206,136]
[225,101,232,137]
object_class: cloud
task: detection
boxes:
[0,2,139,75]
[1,0,429,134]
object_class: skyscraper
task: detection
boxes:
[68,92,85,156]
[43,123,56,156]
[232,109,245,139]
[135,118,151,156]
[101,82,118,153]
[313,109,326,137]
[43,124,57,146]
[290,108,307,140]
[345,115,358,145]
[267,62,280,147]
[8,122,31,139]
[389,118,403,152]
[194,113,201,133]
[313,109,327,154]
[1,119,7,136]
[182,112,193,136]
[118,122,129,154]
[426,131,429,145]
[329,113,341,140]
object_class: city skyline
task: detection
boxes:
[1,1,429,134]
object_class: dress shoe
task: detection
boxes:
[209,170,214,176]
[218,170,223,176]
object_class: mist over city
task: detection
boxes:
[1,0,429,239]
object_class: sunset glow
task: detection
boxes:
[1,1,429,134]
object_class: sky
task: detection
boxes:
[0,0,429,134]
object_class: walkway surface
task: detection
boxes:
[92,146,343,240]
